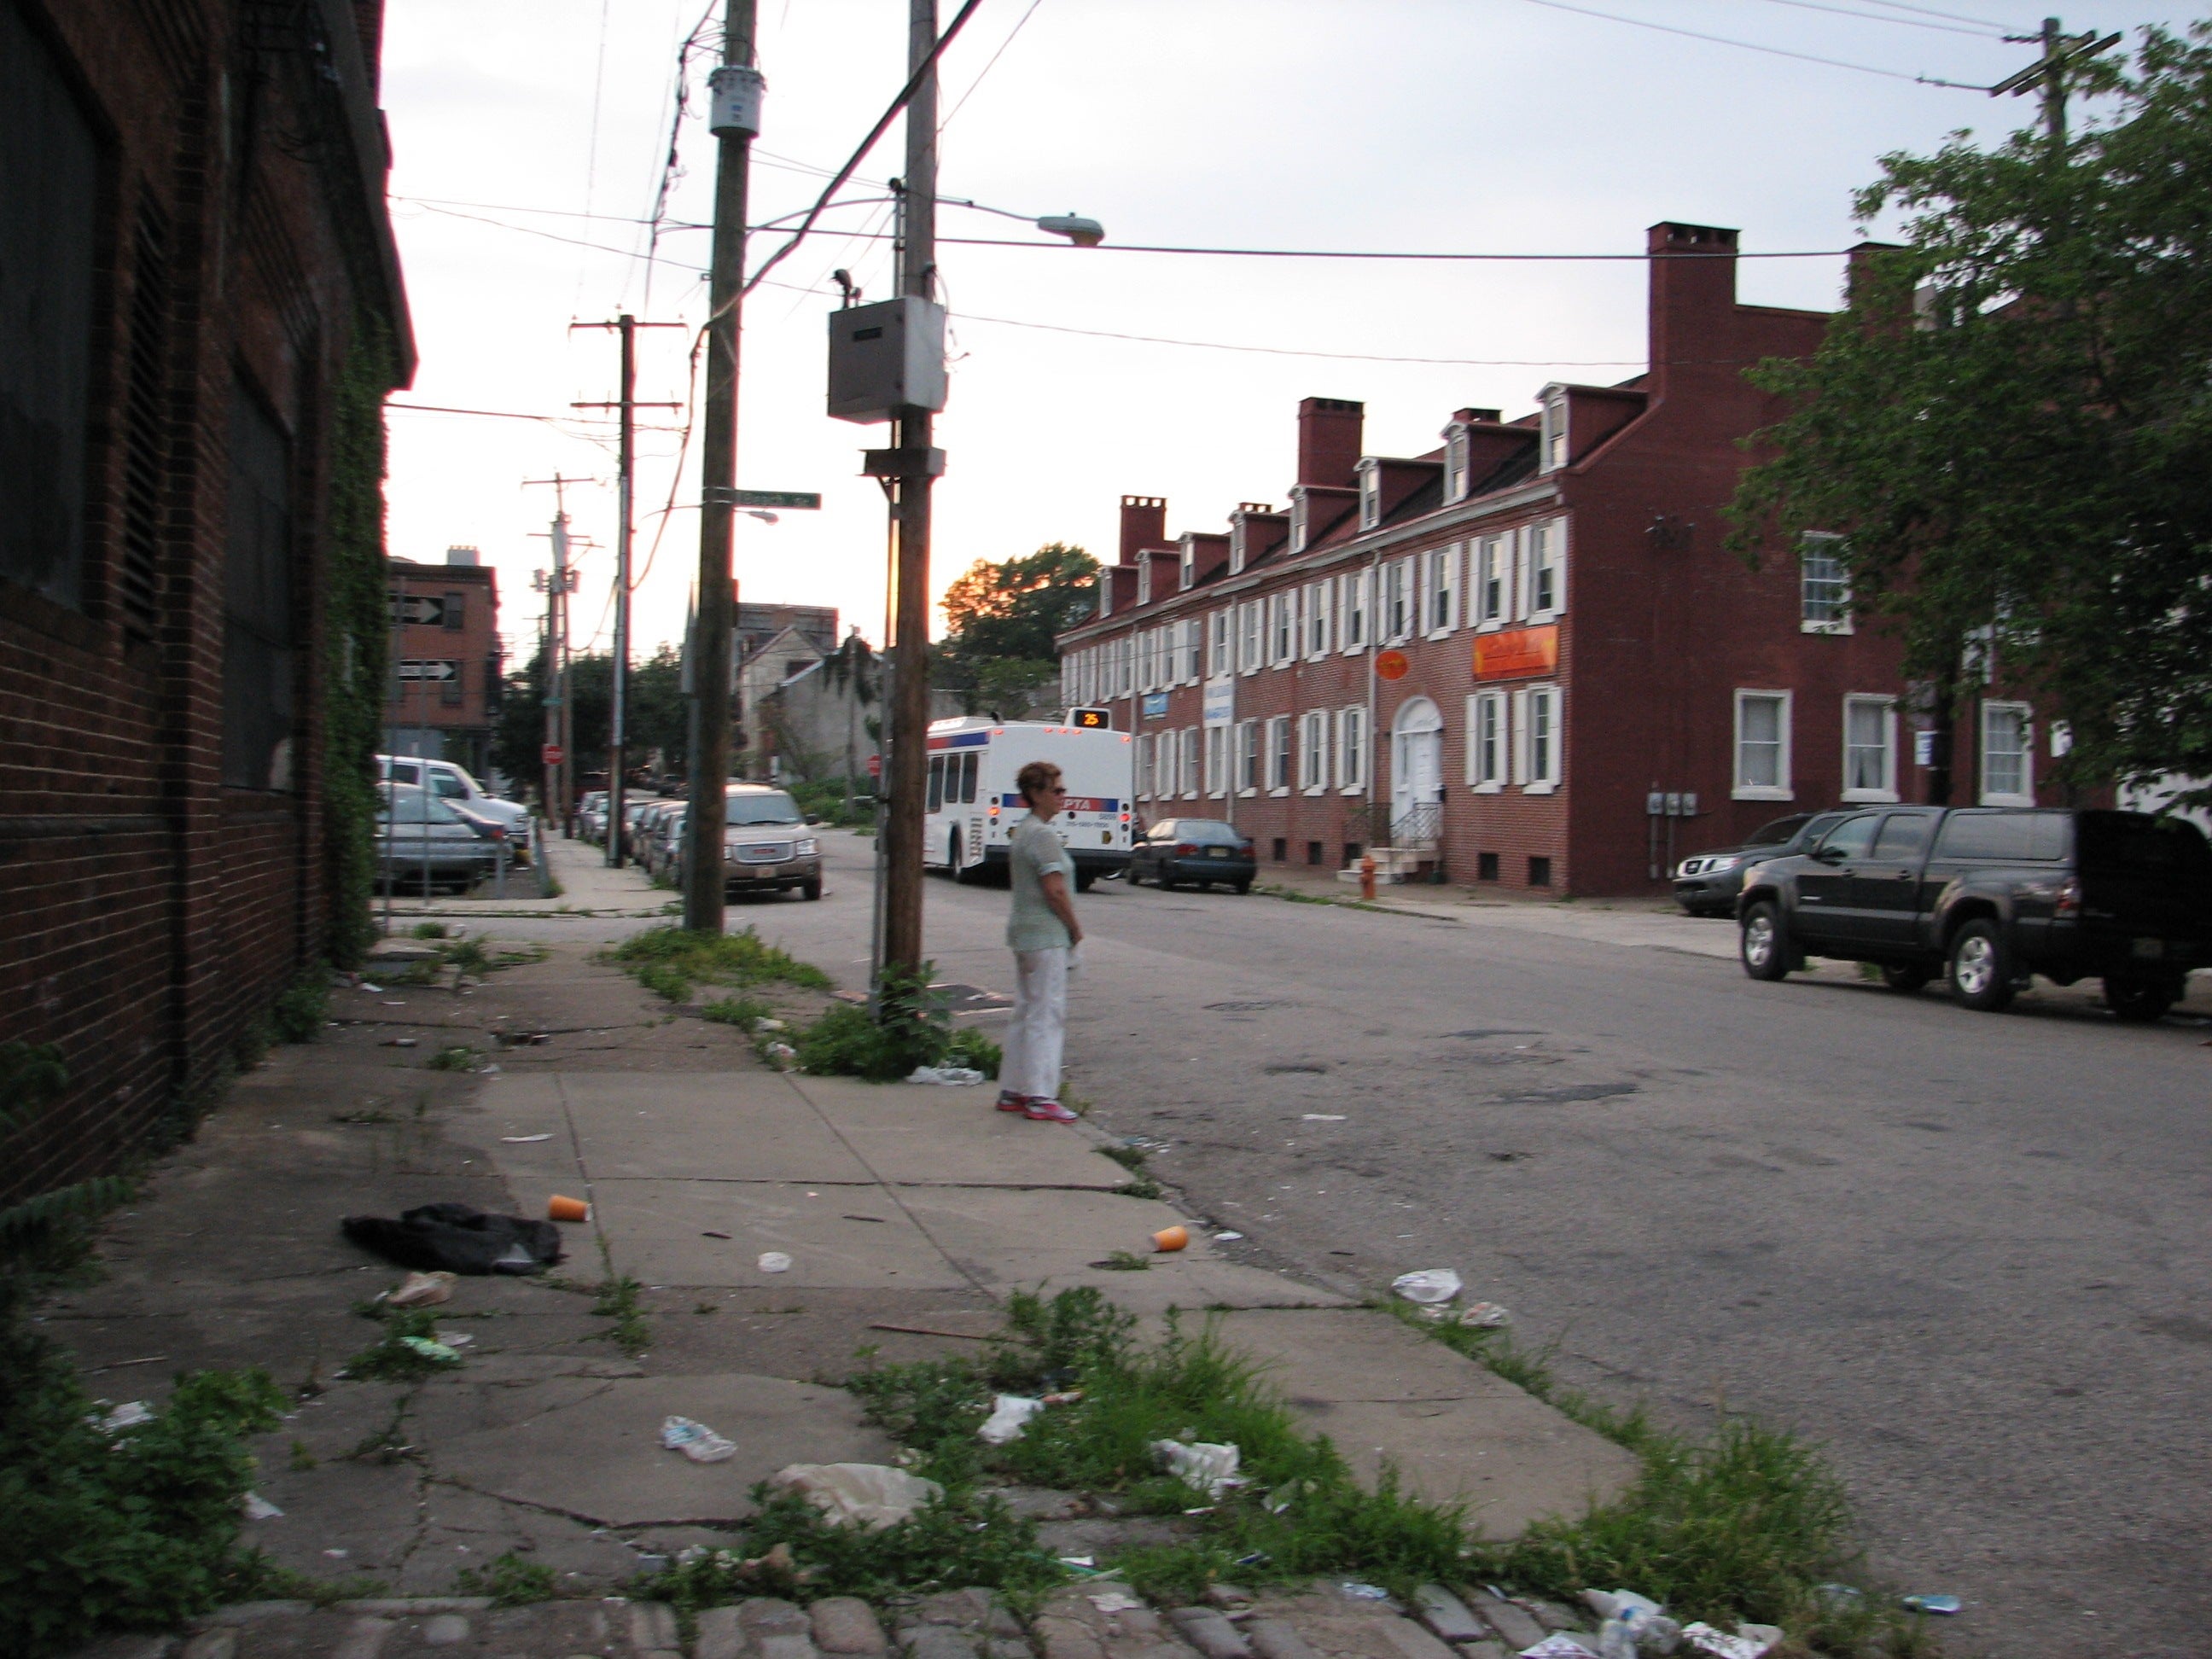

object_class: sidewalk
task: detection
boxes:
[49,927,1633,1655]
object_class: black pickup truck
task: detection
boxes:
[1736,806,2212,1020]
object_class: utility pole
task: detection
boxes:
[525,474,584,834]
[880,0,942,978]
[574,317,683,867]
[1992,16,2122,144]
[684,0,762,933]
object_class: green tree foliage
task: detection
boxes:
[492,643,688,792]
[1732,26,2212,800]
[938,543,1097,716]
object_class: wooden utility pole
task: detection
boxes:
[1991,16,2122,144]
[523,474,583,832]
[880,0,941,977]
[684,1,762,932]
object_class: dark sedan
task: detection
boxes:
[1673,810,1848,916]
[1127,818,1256,893]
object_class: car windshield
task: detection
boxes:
[1746,813,1813,847]
[1172,820,1243,845]
[378,787,460,824]
[726,791,802,825]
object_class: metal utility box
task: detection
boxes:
[826,297,946,424]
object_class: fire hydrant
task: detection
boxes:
[1359,853,1377,902]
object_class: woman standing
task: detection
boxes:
[998,760,1083,1123]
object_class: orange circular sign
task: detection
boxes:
[1375,649,1410,682]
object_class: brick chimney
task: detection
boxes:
[1647,223,1738,396]
[1295,398,1364,490]
[1119,496,1166,565]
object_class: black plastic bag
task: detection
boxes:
[341,1201,564,1275]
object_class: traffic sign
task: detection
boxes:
[1376,649,1410,682]
[395,659,458,681]
[542,744,565,766]
[867,754,882,777]
[725,489,822,510]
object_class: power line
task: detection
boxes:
[801,226,1861,262]
[1852,0,2030,30]
[403,201,708,271]
[1745,0,2010,38]
[940,0,1046,129]
[1509,0,1987,86]
[952,310,1651,367]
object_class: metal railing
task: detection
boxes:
[1389,801,1443,849]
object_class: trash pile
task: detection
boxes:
[1390,1266,1510,1330]
[340,1201,566,1275]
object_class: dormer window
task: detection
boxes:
[1355,458,1382,532]
[1137,561,1152,606]
[1179,538,1196,591]
[1097,573,1112,618]
[1539,387,1569,474]
[1289,491,1310,555]
[1443,423,1470,503]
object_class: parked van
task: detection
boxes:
[376,755,532,859]
[923,717,1134,889]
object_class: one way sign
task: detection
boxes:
[395,659,458,682]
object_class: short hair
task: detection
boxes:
[1016,760,1062,806]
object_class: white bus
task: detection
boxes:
[923,716,1135,889]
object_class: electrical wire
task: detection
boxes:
[948,311,1651,367]
[1508,0,1988,86]
[940,0,1045,129]
[786,225,1860,261]
[1745,0,2010,38]
[404,201,708,272]
[1850,0,2029,30]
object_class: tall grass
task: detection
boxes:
[602,925,831,1001]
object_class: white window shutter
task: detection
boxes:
[1511,689,1530,784]
[1464,694,1481,786]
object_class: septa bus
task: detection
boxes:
[923,715,1135,888]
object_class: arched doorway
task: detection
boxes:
[1390,696,1445,845]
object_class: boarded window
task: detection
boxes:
[0,2,101,608]
[222,381,295,789]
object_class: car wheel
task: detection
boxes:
[1232,878,1252,895]
[1881,963,1934,994]
[1947,919,2016,1011]
[802,877,823,901]
[2104,972,2177,1023]
[1075,870,1097,893]
[1739,901,1790,981]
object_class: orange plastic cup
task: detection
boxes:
[1151,1225,1189,1253]
[548,1194,591,1223]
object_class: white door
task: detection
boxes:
[1390,697,1445,841]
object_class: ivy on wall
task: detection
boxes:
[322,312,396,967]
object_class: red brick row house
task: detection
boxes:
[1056,221,2068,898]
[1,0,413,1199]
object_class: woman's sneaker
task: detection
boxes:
[1022,1097,1079,1124]
[995,1090,1031,1114]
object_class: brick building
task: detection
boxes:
[1057,222,2061,898]
[0,0,412,1198]
[385,548,501,781]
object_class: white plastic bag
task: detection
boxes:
[906,1065,985,1086]
[1391,1267,1464,1305]
[769,1462,943,1528]
[979,1394,1044,1445]
[660,1415,737,1464]
[1151,1438,1242,1499]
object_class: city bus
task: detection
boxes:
[923,716,1134,888]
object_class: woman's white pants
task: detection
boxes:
[1002,947,1068,1101]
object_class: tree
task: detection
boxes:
[492,643,690,795]
[938,542,1098,716]
[1729,26,2212,803]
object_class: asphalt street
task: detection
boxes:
[492,830,2209,1659]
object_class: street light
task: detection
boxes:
[1033,212,1104,247]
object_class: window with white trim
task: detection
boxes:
[1466,690,1505,791]
[1473,534,1508,629]
[1443,423,1470,503]
[1289,492,1310,554]
[1266,715,1292,793]
[1842,696,1896,801]
[1307,579,1332,657]
[1528,518,1566,620]
[1207,609,1229,678]
[1424,543,1458,636]
[1539,387,1568,473]
[1239,601,1263,674]
[1526,684,1562,791]
[1980,701,2034,804]
[1136,734,1155,800]
[1356,459,1381,531]
[1137,562,1152,606]
[1383,556,1413,643]
[1337,705,1368,791]
[1204,725,1227,796]
[1341,568,1369,650]
[1118,635,1134,698]
[1182,727,1201,797]
[1299,709,1329,792]
[1733,690,1794,800]
[1236,719,1260,795]
[1184,618,1204,683]
[1801,533,1850,633]
[1270,591,1295,667]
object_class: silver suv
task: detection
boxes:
[722,786,822,900]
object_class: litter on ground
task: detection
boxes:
[500,1132,553,1144]
[341,1202,563,1276]
[1516,1638,1598,1659]
[1153,1438,1242,1499]
[758,1251,794,1273]
[1901,1594,1961,1615]
[660,1415,737,1464]
[1392,1267,1464,1305]
[979,1394,1044,1445]
[1339,1582,1391,1601]
[386,1270,457,1308]
[242,1493,283,1521]
[398,1335,463,1365]
[1087,1592,1145,1615]
[1214,1231,1243,1242]
[906,1064,985,1086]
[1681,1622,1782,1659]
[769,1461,942,1528]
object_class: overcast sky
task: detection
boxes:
[380,1,2190,666]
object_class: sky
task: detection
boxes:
[378,0,2194,668]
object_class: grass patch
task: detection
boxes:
[1100,1143,1163,1201]
[427,1045,479,1072]
[455,1551,560,1606]
[341,1307,463,1382]
[1254,882,1336,905]
[791,963,999,1082]
[588,1238,651,1358]
[411,922,449,939]
[701,994,776,1028]
[605,925,832,1002]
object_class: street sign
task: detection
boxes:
[867,754,882,777]
[394,659,458,681]
[1202,678,1235,730]
[1376,649,1410,682]
[390,594,449,626]
[1068,707,1112,730]
[1141,692,1168,720]
[725,489,822,510]
[542,744,565,766]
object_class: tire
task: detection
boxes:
[1739,901,1790,981]
[2104,972,2177,1023]
[1881,963,1934,994]
[1074,869,1097,893]
[1232,878,1252,895]
[801,878,823,902]
[1947,919,2016,1011]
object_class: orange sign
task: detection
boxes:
[1376,649,1411,682]
[1473,624,1558,681]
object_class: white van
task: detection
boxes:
[923,717,1134,889]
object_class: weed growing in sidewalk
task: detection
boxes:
[456,1551,560,1605]
[427,1045,479,1072]
[411,922,449,939]
[1099,1142,1163,1201]
[341,1307,462,1381]
[588,1237,651,1358]
[604,924,832,1001]
[790,963,1000,1082]
[700,994,775,1027]
[1395,1305,1929,1654]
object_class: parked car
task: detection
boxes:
[1738,806,2212,1020]
[639,801,685,878]
[1126,818,1257,893]
[576,791,608,845]
[1673,810,1849,916]
[377,756,532,862]
[375,784,496,894]
[620,796,663,863]
[720,785,822,900]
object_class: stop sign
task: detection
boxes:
[866,754,882,777]
[541,744,564,766]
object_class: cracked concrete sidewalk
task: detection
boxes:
[44,919,1632,1615]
